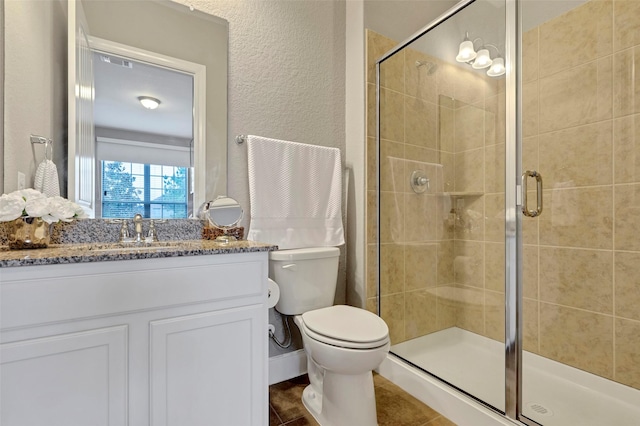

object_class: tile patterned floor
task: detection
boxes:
[269,373,457,426]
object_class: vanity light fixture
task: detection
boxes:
[456,33,505,77]
[138,96,161,110]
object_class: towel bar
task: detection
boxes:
[235,135,246,145]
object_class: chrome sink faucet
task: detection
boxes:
[133,213,144,243]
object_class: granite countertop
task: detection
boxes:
[0,240,278,268]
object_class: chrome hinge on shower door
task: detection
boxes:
[521,170,543,217]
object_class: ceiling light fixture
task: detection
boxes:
[456,33,505,78]
[138,96,161,110]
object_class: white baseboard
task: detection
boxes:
[269,349,307,385]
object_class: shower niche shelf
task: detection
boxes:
[440,192,483,198]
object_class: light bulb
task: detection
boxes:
[472,49,492,69]
[138,96,161,110]
[487,57,506,77]
[456,40,477,63]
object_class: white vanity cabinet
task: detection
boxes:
[0,251,270,426]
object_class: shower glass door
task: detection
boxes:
[376,0,508,413]
[519,1,640,425]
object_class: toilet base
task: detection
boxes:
[301,370,378,426]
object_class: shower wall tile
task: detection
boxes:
[405,97,437,149]
[454,148,484,193]
[379,50,405,93]
[484,193,505,243]
[436,61,456,100]
[439,105,455,153]
[522,81,539,138]
[367,83,376,137]
[539,186,613,250]
[454,68,486,107]
[484,143,505,195]
[597,56,614,120]
[367,190,377,244]
[523,135,539,174]
[405,289,438,340]
[380,243,405,296]
[614,251,640,321]
[614,183,640,251]
[539,122,613,188]
[614,114,640,183]
[614,0,640,52]
[404,49,438,103]
[436,196,454,241]
[538,60,612,133]
[405,243,437,291]
[485,94,506,146]
[379,191,404,244]
[380,87,405,143]
[453,240,484,288]
[454,286,485,335]
[367,243,378,299]
[615,318,640,389]
[522,28,539,83]
[523,245,539,300]
[380,139,405,192]
[404,194,438,242]
[523,298,539,354]
[440,151,455,193]
[539,247,613,314]
[380,293,406,345]
[404,146,438,174]
[366,29,397,84]
[485,290,505,343]
[436,286,458,329]
[613,47,640,118]
[539,303,614,380]
[454,195,484,242]
[454,103,485,152]
[367,137,376,191]
[538,0,612,78]
[437,240,455,286]
[522,195,539,245]
[484,242,505,293]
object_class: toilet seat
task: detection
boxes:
[300,305,389,349]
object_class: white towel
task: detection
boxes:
[34,159,60,197]
[247,135,345,249]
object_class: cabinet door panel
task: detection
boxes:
[1,325,128,426]
[150,305,266,426]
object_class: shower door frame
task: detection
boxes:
[374,0,535,424]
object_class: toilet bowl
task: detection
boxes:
[270,248,390,426]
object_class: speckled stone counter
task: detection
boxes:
[0,240,278,268]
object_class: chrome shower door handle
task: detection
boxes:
[522,170,543,217]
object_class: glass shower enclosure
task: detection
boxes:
[375,0,640,424]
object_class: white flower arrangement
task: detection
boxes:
[0,189,88,224]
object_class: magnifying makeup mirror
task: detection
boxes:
[200,196,244,243]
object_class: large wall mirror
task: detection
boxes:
[3,0,228,218]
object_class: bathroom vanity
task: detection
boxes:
[0,241,275,426]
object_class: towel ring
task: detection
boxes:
[45,140,53,161]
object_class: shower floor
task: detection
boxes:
[392,327,640,426]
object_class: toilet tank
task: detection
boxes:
[269,247,340,315]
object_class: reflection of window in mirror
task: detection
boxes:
[92,42,199,218]
[101,161,189,219]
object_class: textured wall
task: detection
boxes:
[179,0,347,356]
[3,0,67,194]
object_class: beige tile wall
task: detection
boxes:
[364,0,640,391]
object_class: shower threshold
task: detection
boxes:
[391,327,640,426]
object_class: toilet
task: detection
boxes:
[270,247,390,426]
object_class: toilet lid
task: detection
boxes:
[301,305,389,344]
